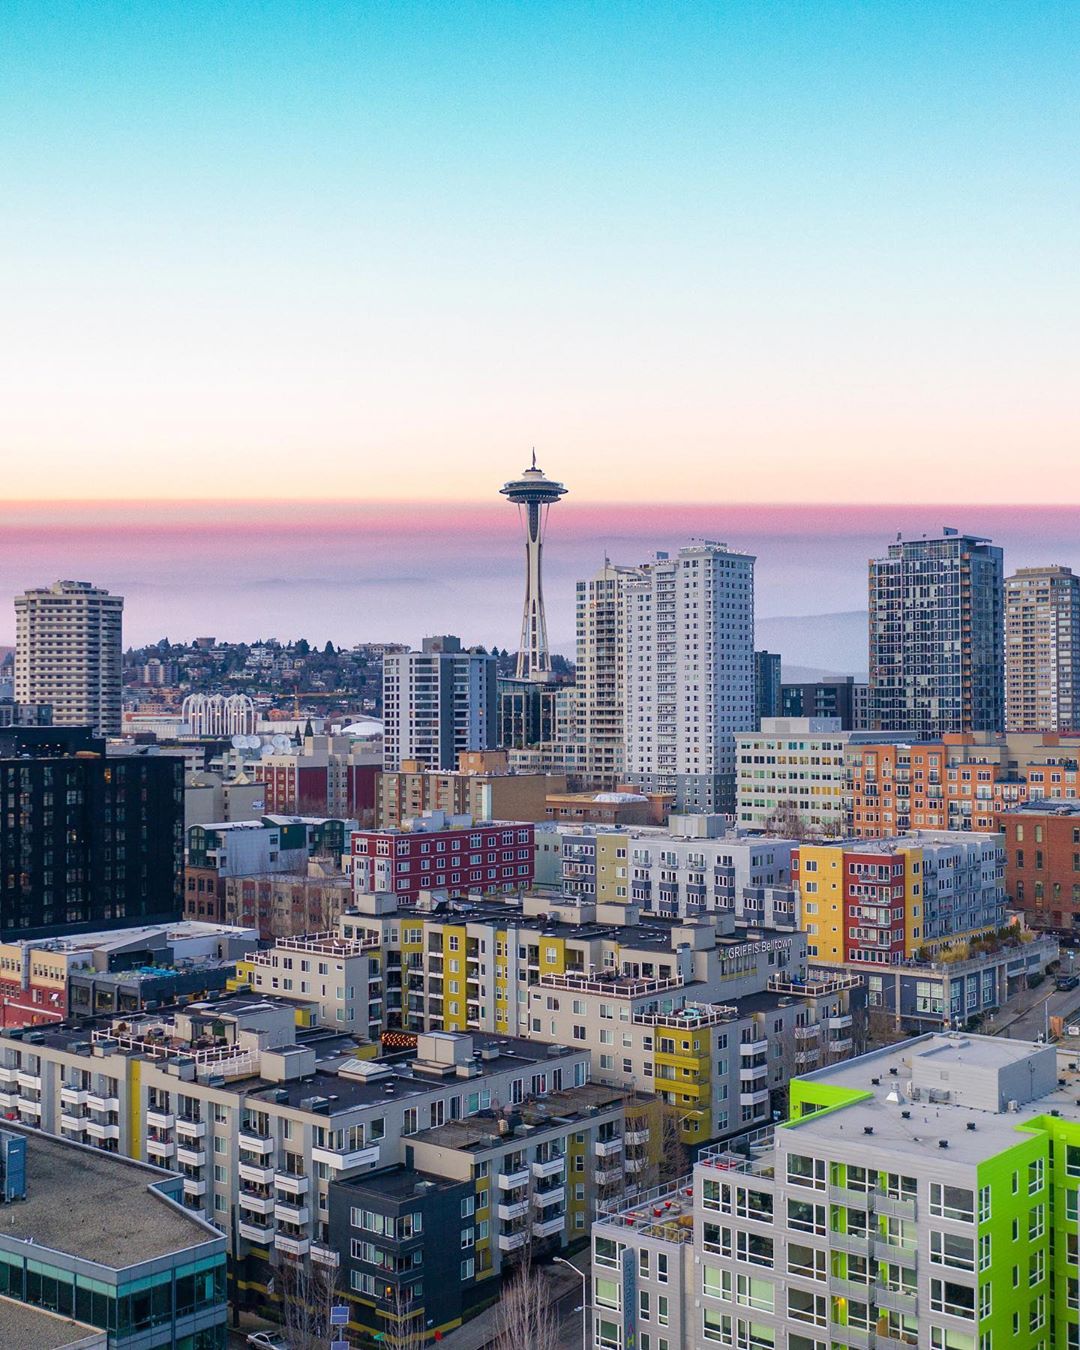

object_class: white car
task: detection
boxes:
[246,1334,289,1350]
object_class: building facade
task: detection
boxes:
[591,1032,1080,1350]
[351,818,535,905]
[754,650,782,726]
[1005,565,1080,733]
[15,580,124,737]
[794,832,1006,968]
[382,637,497,772]
[1002,800,1080,933]
[736,718,852,834]
[0,727,184,939]
[869,530,1004,738]
[375,753,565,828]
[625,542,756,814]
[781,676,859,728]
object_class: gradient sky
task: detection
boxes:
[2,1,1078,502]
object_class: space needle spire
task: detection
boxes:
[500,452,568,681]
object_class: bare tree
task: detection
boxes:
[277,1257,342,1350]
[763,806,820,840]
[492,1254,559,1350]
[376,1283,428,1350]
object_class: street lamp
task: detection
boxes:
[552,1256,587,1350]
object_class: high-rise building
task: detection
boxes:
[573,560,643,786]
[500,453,567,681]
[591,1031,1079,1350]
[14,580,123,736]
[869,529,1004,738]
[0,726,183,938]
[1005,565,1080,733]
[753,650,782,726]
[625,541,756,814]
[382,636,497,771]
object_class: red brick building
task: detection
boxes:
[1002,801,1080,932]
[351,821,535,905]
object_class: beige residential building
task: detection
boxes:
[14,580,123,736]
[1006,564,1080,732]
[376,752,565,827]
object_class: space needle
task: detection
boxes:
[501,452,568,681]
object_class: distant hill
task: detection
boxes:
[756,611,867,681]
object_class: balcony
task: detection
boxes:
[793,1025,820,1042]
[0,1067,18,1088]
[16,1071,41,1091]
[594,1138,623,1159]
[238,1130,275,1154]
[146,1137,177,1161]
[275,1201,310,1226]
[176,1117,207,1140]
[534,1186,565,1209]
[239,1191,276,1216]
[87,1093,120,1113]
[532,1156,565,1179]
[827,1014,853,1030]
[60,1085,89,1106]
[532,1214,564,1239]
[624,1156,649,1173]
[739,1041,765,1057]
[60,1113,87,1133]
[146,1109,175,1130]
[85,1120,120,1141]
[739,1088,770,1108]
[311,1144,380,1172]
[498,1200,530,1222]
[499,1168,530,1190]
[17,1097,42,1116]
[0,1092,17,1112]
[176,1146,206,1169]
[498,1230,528,1253]
[596,1164,624,1186]
[239,1162,276,1187]
[739,1064,769,1082]
[625,1129,649,1146]
[275,1171,311,1195]
[311,1243,340,1267]
[829,1038,854,1055]
[274,1233,311,1258]
[182,1176,208,1198]
[877,1286,917,1316]
[238,1218,275,1244]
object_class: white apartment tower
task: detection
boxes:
[1005,565,1080,733]
[382,635,497,771]
[14,580,123,736]
[625,541,756,814]
[574,560,644,787]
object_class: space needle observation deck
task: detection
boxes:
[500,452,568,682]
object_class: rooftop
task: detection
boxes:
[331,1165,467,1202]
[411,1083,635,1152]
[0,1125,219,1268]
[0,1297,103,1349]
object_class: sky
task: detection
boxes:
[1,1,1077,504]
[0,3,1077,667]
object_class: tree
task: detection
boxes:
[276,1256,342,1350]
[492,1254,559,1350]
[375,1283,429,1350]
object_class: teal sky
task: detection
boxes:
[2,1,1077,502]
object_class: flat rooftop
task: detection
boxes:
[0,1297,103,1349]
[332,1165,466,1202]
[786,1033,1080,1168]
[410,1082,633,1152]
[0,1126,219,1269]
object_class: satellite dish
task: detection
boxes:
[230,734,246,750]
[272,734,290,751]
[245,735,261,750]
[259,743,274,758]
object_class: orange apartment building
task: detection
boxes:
[847,732,1080,838]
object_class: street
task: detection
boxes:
[994,976,1080,1043]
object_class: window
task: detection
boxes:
[930,1183,974,1222]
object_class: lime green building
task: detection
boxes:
[592,1031,1080,1349]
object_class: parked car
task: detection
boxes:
[1056,974,1079,991]
[246,1333,289,1350]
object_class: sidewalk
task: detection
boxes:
[443,1259,586,1350]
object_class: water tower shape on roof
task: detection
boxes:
[500,452,567,682]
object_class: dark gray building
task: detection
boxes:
[0,726,184,938]
[869,528,1004,737]
[781,675,857,727]
[753,650,781,726]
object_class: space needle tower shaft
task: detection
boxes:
[500,452,568,681]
